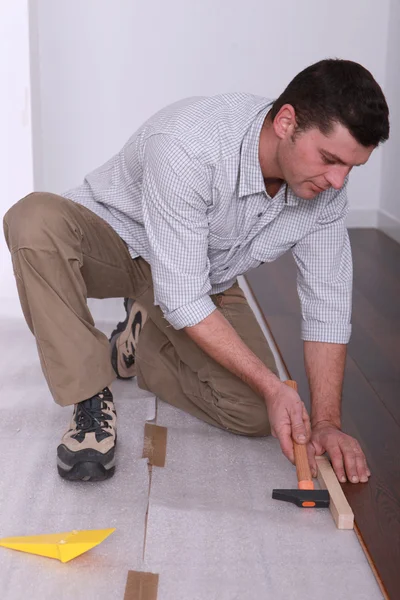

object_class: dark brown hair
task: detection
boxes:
[270,59,389,147]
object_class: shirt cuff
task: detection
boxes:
[163,294,217,329]
[301,321,352,344]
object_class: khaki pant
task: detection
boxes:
[3,193,278,436]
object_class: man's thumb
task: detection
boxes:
[291,418,307,444]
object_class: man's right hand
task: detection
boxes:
[264,382,311,463]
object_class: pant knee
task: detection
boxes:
[237,405,271,437]
[217,395,271,437]
[4,192,74,251]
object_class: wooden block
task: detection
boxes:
[142,423,167,467]
[124,571,159,600]
[316,455,354,530]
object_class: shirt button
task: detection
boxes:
[257,212,263,217]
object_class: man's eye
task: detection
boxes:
[322,155,335,165]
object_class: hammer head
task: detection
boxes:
[272,489,330,508]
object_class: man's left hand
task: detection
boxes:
[307,421,371,483]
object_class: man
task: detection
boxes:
[4,59,389,485]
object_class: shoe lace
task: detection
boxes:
[75,394,111,434]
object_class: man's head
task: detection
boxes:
[261,59,389,199]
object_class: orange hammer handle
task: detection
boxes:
[293,442,313,490]
[284,380,314,490]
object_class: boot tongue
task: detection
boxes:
[85,397,103,410]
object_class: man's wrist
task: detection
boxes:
[261,376,286,405]
[311,417,341,430]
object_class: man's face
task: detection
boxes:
[275,121,374,199]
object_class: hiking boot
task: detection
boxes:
[109,298,147,379]
[57,387,117,481]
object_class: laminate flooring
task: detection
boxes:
[245,228,400,599]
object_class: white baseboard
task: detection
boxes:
[346,208,378,227]
[345,207,400,245]
[378,208,400,245]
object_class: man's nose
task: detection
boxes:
[325,166,350,190]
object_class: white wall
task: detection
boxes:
[31,0,389,219]
[0,1,34,318]
[379,0,400,243]
[0,1,394,320]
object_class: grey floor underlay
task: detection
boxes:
[144,402,381,600]
[0,317,383,599]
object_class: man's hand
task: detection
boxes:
[307,421,371,483]
[303,341,370,483]
[265,382,311,463]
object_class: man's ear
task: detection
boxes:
[273,104,297,140]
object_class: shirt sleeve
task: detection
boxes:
[291,183,353,344]
[141,133,216,329]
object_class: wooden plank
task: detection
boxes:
[350,290,400,383]
[350,228,400,281]
[245,253,299,316]
[351,231,400,321]
[368,381,400,427]
[354,525,390,600]
[316,456,354,530]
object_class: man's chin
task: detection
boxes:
[294,187,320,200]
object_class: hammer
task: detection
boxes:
[272,380,330,509]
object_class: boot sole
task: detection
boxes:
[110,335,132,380]
[57,462,115,482]
[109,298,147,380]
[57,444,116,482]
[109,298,135,379]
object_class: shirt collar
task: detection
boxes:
[238,104,272,198]
[238,102,300,206]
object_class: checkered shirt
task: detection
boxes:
[64,93,352,343]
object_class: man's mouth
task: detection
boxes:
[311,183,327,193]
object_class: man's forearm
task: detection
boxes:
[304,340,347,429]
[185,309,282,401]
[185,309,312,458]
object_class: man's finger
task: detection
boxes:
[329,447,347,483]
[306,443,317,478]
[276,425,295,463]
[302,405,312,441]
[289,402,308,444]
[342,447,359,483]
[356,452,369,483]
[351,446,370,483]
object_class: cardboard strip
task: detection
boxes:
[142,423,167,467]
[124,571,159,600]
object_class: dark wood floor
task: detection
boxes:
[245,229,400,600]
